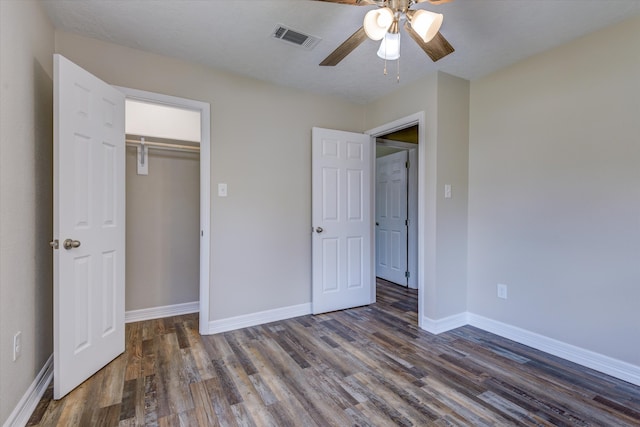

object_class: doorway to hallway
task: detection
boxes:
[375,125,418,289]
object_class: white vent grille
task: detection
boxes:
[272,24,321,50]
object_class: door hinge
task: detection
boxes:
[405,271,410,278]
[405,219,409,226]
[405,161,409,169]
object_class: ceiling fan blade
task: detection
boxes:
[404,22,454,62]
[414,0,454,4]
[314,0,378,5]
[320,26,368,66]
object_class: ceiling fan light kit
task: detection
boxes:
[318,0,455,67]
[363,7,394,40]
[377,31,401,60]
[409,9,443,43]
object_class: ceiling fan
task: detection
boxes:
[316,0,454,66]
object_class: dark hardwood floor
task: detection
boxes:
[29,280,640,426]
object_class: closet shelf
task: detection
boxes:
[126,137,199,153]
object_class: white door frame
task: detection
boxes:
[366,112,427,327]
[115,86,211,334]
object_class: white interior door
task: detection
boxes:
[312,127,373,314]
[53,54,125,399]
[375,151,408,285]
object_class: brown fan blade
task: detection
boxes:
[320,27,368,66]
[314,0,378,5]
[404,22,454,62]
[414,0,454,4]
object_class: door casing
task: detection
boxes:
[115,86,211,334]
[367,112,426,327]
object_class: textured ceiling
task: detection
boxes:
[41,0,640,104]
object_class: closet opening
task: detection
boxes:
[118,89,211,334]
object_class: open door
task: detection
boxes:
[376,150,409,286]
[53,54,125,399]
[312,127,373,314]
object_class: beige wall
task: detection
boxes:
[54,31,367,321]
[468,15,640,365]
[434,73,470,318]
[365,71,470,321]
[125,148,200,311]
[0,1,54,424]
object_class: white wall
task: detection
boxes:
[365,71,470,323]
[468,15,640,366]
[0,1,54,424]
[54,31,367,322]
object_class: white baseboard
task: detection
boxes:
[3,354,53,427]
[421,312,468,334]
[467,313,640,387]
[125,301,199,323]
[206,303,312,334]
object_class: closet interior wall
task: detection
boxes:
[125,137,200,311]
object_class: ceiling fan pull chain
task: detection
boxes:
[383,37,388,75]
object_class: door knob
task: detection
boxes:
[315,227,324,233]
[63,239,81,250]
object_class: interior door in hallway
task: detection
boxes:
[376,150,408,286]
[53,54,125,399]
[312,127,373,314]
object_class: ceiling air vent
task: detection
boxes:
[272,24,321,50]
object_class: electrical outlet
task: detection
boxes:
[13,331,22,361]
[497,283,508,300]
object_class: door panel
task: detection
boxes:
[312,127,372,314]
[54,54,125,399]
[322,238,339,292]
[347,237,363,288]
[375,151,408,285]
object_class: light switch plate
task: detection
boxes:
[13,331,22,361]
[218,183,228,197]
[497,283,508,299]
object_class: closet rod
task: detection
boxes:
[125,138,199,153]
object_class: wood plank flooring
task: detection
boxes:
[28,280,640,426]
